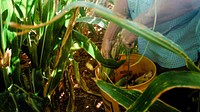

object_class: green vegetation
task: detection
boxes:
[1,0,200,111]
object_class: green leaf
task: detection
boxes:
[73,59,90,92]
[14,0,26,19]
[38,0,56,68]
[5,29,17,43]
[73,30,125,69]
[31,69,43,94]
[10,43,21,85]
[77,7,99,40]
[43,70,56,97]
[1,0,13,53]
[27,93,44,112]
[2,0,13,22]
[76,16,107,28]
[0,91,16,111]
[66,65,75,112]
[14,3,24,19]
[95,79,180,112]
[7,1,198,72]
[43,68,63,97]
[73,59,100,96]
[63,1,199,71]
[42,0,55,22]
[26,0,36,16]
[38,24,54,68]
[0,87,44,112]
[44,37,72,96]
[127,71,200,112]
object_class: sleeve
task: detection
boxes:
[192,0,200,9]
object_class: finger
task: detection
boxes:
[101,40,113,58]
[122,38,135,48]
[101,49,110,58]
[125,42,135,48]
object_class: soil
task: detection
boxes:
[47,24,106,112]
[19,2,113,111]
[19,24,106,112]
[64,3,114,111]
[72,24,106,112]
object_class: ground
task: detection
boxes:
[19,24,106,112]
[72,25,106,112]
[51,24,106,112]
[74,78,104,112]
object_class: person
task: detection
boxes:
[101,0,200,111]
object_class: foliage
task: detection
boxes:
[1,0,200,112]
[1,0,75,111]
[87,1,200,112]
[0,0,116,111]
[95,79,180,112]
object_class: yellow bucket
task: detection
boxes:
[101,54,157,112]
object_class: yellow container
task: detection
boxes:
[101,54,157,112]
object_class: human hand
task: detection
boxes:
[121,29,138,48]
[101,38,115,58]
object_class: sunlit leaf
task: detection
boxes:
[73,59,90,92]
[2,0,13,22]
[73,30,125,69]
[76,16,107,28]
[1,0,14,53]
[43,69,56,97]
[66,64,75,112]
[26,0,36,16]
[63,1,199,71]
[14,0,26,19]
[14,3,24,19]
[73,59,100,96]
[95,79,180,112]
[127,71,200,112]
[5,29,17,44]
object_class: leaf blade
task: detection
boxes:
[73,30,125,69]
[127,71,200,112]
[95,79,180,112]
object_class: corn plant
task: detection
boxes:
[1,0,76,111]
[0,0,124,111]
[1,0,200,112]
[56,1,200,112]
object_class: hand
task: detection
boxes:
[121,29,138,48]
[101,38,115,58]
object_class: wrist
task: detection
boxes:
[133,14,154,28]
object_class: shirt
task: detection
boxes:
[127,0,200,68]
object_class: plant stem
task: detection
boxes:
[2,68,10,89]
[198,91,200,112]
[0,3,5,54]
[126,48,131,89]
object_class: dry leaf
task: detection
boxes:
[0,49,12,68]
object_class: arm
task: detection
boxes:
[135,0,200,27]
[121,0,200,48]
[101,0,129,58]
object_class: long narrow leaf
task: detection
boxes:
[2,0,13,22]
[73,30,125,69]
[39,0,56,68]
[72,59,100,96]
[127,71,200,112]
[72,2,199,71]
[1,0,13,53]
[66,68,75,112]
[8,1,199,72]
[95,79,180,112]
[73,59,90,92]
[76,16,107,28]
